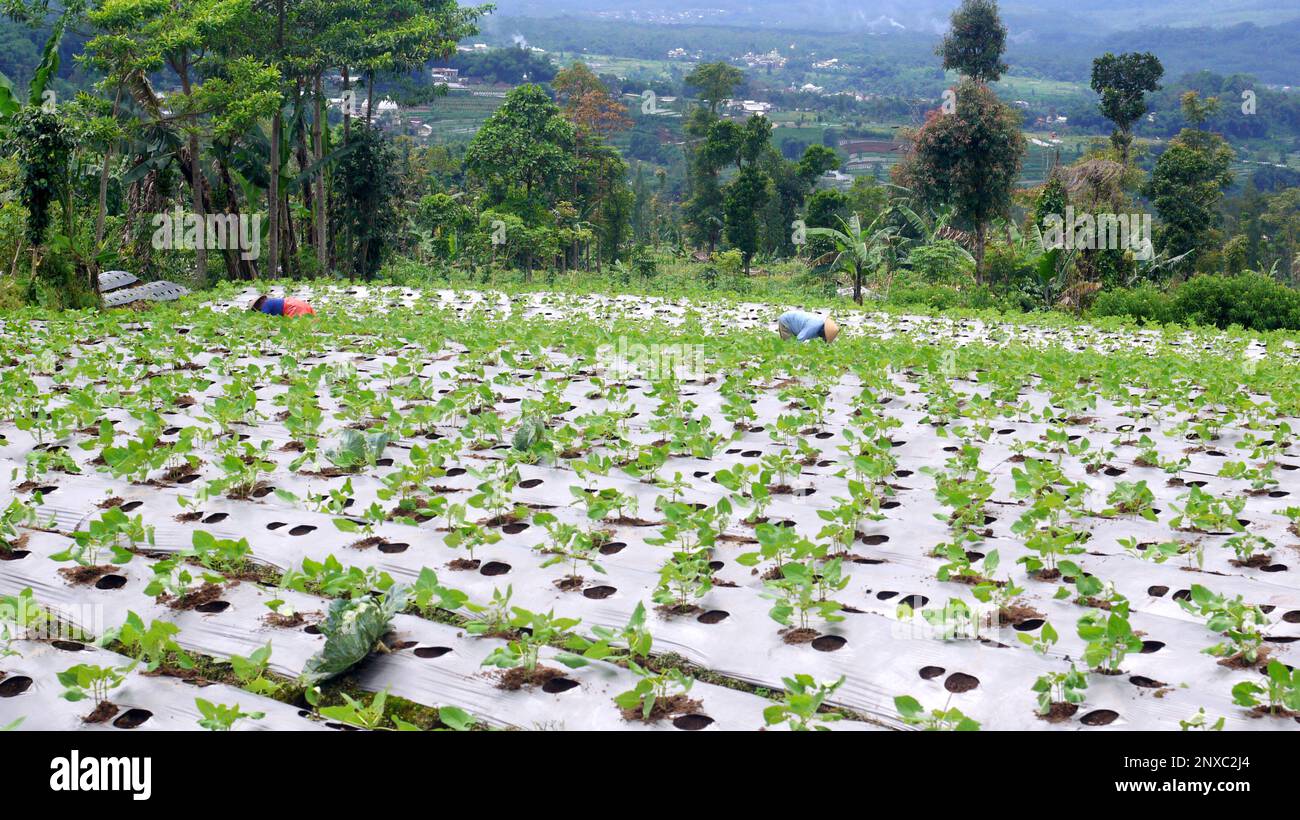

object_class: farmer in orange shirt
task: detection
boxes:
[251,294,315,317]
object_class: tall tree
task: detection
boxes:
[465,84,576,205]
[1090,52,1163,166]
[937,0,1007,84]
[896,79,1025,282]
[1145,92,1234,272]
[684,61,743,115]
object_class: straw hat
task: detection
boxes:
[823,316,840,343]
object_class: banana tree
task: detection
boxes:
[807,202,926,303]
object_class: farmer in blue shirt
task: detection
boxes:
[777,310,839,343]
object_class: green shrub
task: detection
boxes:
[1092,273,1300,331]
[1091,284,1173,324]
[1171,273,1300,331]
[887,283,1018,312]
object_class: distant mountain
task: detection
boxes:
[482,0,1298,34]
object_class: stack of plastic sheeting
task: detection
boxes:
[97,270,140,293]
[103,280,191,307]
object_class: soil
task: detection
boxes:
[609,516,662,527]
[84,701,121,724]
[553,575,585,591]
[654,602,704,618]
[1078,596,1115,611]
[174,511,203,522]
[620,694,705,724]
[496,665,565,691]
[349,536,387,550]
[160,582,225,611]
[1230,554,1273,568]
[780,627,820,645]
[58,565,119,586]
[1250,705,1300,719]
[298,467,353,478]
[999,604,1046,626]
[161,464,200,484]
[716,533,759,544]
[96,496,125,509]
[1031,568,1062,581]
[447,558,481,571]
[1217,648,1271,670]
[263,611,310,629]
[280,440,306,452]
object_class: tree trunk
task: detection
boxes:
[267,0,284,279]
[94,85,123,255]
[177,56,207,288]
[313,72,328,274]
[365,71,375,127]
[975,222,987,286]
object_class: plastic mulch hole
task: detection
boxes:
[811,635,846,652]
[202,512,229,524]
[582,585,617,600]
[1079,709,1119,727]
[599,542,626,555]
[377,542,409,554]
[697,610,729,624]
[672,714,714,731]
[0,676,33,697]
[52,640,86,652]
[120,501,143,512]
[479,561,511,576]
[195,601,230,614]
[944,673,980,693]
[518,479,543,489]
[113,709,153,729]
[541,677,579,694]
[95,574,128,590]
[288,525,316,536]
[918,666,945,680]
[413,646,453,659]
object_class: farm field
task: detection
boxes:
[2,285,1299,732]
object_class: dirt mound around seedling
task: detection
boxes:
[58,565,119,586]
[496,666,565,691]
[621,694,704,723]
